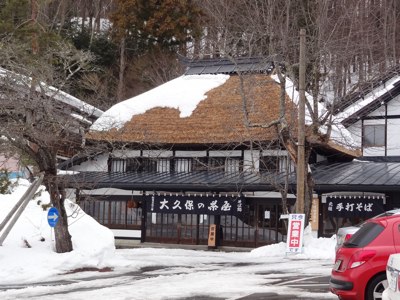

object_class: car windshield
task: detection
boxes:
[345,210,400,229]
[343,221,384,248]
[376,210,400,217]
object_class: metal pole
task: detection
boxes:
[0,174,44,246]
[296,28,306,214]
[0,184,33,232]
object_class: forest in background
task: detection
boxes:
[0,0,399,111]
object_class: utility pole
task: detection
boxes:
[296,28,306,214]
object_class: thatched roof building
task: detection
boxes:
[89,73,298,147]
[87,56,359,159]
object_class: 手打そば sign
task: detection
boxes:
[327,197,384,218]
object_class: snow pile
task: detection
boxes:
[91,74,230,131]
[0,179,336,287]
[249,225,336,261]
[295,225,336,260]
[0,178,115,284]
[64,199,116,266]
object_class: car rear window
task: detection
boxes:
[343,222,384,248]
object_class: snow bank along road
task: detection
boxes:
[0,248,337,300]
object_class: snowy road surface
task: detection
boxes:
[0,181,338,300]
[0,248,337,300]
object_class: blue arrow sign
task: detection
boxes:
[47,207,60,228]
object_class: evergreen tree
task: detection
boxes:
[0,0,95,253]
[0,169,11,194]
[110,0,203,100]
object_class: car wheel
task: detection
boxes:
[366,273,388,300]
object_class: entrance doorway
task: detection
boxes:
[79,197,289,248]
[145,213,214,244]
[145,202,287,247]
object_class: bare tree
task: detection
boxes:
[0,38,95,253]
[194,0,399,221]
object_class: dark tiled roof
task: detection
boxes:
[63,161,400,194]
[181,57,274,75]
[358,156,400,162]
[0,67,103,126]
[341,80,400,127]
[311,161,400,192]
[334,65,400,114]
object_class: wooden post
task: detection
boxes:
[296,28,306,214]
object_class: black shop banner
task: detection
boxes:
[327,197,385,218]
[145,194,247,216]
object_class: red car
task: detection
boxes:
[330,214,400,300]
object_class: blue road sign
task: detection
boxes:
[47,207,60,228]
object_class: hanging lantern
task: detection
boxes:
[127,200,138,209]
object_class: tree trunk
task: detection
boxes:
[31,0,39,55]
[58,0,68,34]
[117,36,126,102]
[46,174,73,253]
[35,146,73,253]
[304,146,314,224]
[81,1,86,33]
[392,0,397,63]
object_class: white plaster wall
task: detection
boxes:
[368,105,385,117]
[142,150,173,158]
[80,188,141,196]
[368,95,400,116]
[70,153,109,171]
[387,118,400,155]
[243,150,259,172]
[362,101,400,156]
[112,229,141,239]
[362,119,386,156]
[347,121,362,148]
[364,119,385,125]
[261,150,288,156]
[209,150,242,157]
[363,146,386,156]
[387,95,400,115]
[112,150,141,158]
[347,112,400,156]
[175,150,207,157]
[65,187,141,201]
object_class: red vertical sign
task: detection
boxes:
[286,214,305,253]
